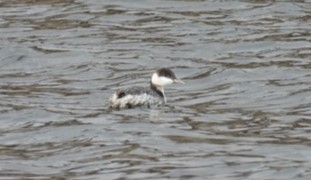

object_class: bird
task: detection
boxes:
[108,68,184,109]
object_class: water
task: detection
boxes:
[0,0,310,179]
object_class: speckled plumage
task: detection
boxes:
[109,85,164,109]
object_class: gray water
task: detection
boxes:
[0,0,311,179]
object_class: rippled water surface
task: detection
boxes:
[0,0,311,179]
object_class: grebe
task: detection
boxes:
[109,68,184,109]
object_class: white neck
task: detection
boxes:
[160,87,166,103]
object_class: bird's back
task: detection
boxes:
[109,86,164,109]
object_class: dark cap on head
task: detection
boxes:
[156,68,177,80]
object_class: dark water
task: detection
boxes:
[0,0,311,179]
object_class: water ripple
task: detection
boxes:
[0,0,311,179]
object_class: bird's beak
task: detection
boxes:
[173,79,184,84]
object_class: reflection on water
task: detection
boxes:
[0,0,311,179]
